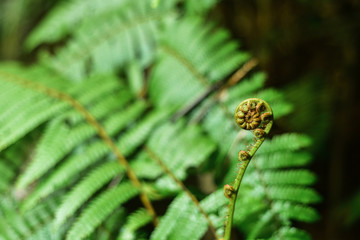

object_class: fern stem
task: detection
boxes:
[224,159,250,240]
[223,98,273,240]
[222,58,258,89]
[172,58,258,122]
[145,146,220,239]
[0,70,159,226]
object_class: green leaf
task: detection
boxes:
[272,201,320,223]
[117,208,152,240]
[262,169,317,185]
[54,162,125,228]
[44,0,177,80]
[149,17,249,108]
[66,182,139,240]
[267,186,321,204]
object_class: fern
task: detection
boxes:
[54,162,125,228]
[149,17,249,108]
[151,190,227,240]
[230,134,320,239]
[0,0,321,239]
[39,0,178,80]
[117,208,152,240]
[147,120,216,193]
[25,0,131,49]
[66,182,139,240]
[0,195,64,240]
[15,78,131,189]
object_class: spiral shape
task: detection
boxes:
[224,184,235,199]
[234,98,273,131]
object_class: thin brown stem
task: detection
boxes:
[145,146,220,240]
[172,58,258,122]
[0,70,158,226]
[221,58,258,89]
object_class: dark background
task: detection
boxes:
[1,0,360,239]
[215,1,360,239]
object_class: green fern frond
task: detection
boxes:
[272,201,320,223]
[16,119,71,189]
[149,17,249,108]
[0,65,68,151]
[15,74,129,189]
[147,121,216,192]
[230,131,320,239]
[98,208,125,240]
[116,109,171,156]
[151,190,227,240]
[201,72,294,179]
[0,145,22,193]
[0,1,322,239]
[259,133,312,154]
[22,101,155,210]
[25,0,131,50]
[43,0,177,80]
[125,61,146,96]
[184,0,219,14]
[22,141,109,211]
[0,196,62,240]
[261,169,317,185]
[117,208,152,240]
[150,194,200,240]
[54,162,125,228]
[267,186,321,204]
[131,152,163,179]
[271,226,311,240]
[66,182,139,240]
[246,210,274,240]
[255,151,313,169]
[0,64,125,153]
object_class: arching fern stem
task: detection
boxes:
[0,70,159,225]
[223,98,273,240]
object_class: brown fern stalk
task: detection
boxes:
[172,58,258,122]
[145,146,220,239]
[0,70,159,226]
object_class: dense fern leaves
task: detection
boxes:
[25,0,131,49]
[232,133,320,239]
[0,64,69,151]
[36,0,178,81]
[147,121,216,192]
[117,208,152,240]
[15,79,132,189]
[0,0,321,239]
[148,17,249,108]
[54,162,125,228]
[151,191,227,240]
[67,182,139,240]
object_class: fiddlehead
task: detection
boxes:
[224,98,273,240]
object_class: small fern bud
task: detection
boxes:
[254,128,266,139]
[238,150,250,161]
[224,184,235,199]
[235,100,262,130]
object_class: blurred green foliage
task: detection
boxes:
[0,0,359,239]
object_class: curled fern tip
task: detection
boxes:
[235,98,273,131]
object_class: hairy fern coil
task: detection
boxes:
[235,98,273,131]
[224,98,273,240]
